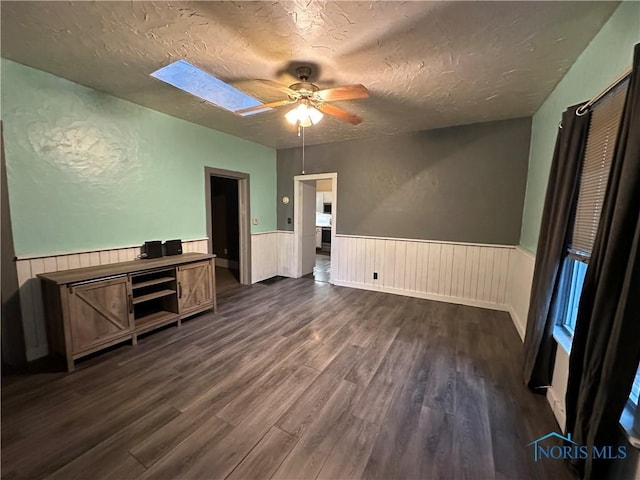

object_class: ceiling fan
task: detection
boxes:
[234,66,369,126]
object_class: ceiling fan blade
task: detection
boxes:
[235,99,295,116]
[316,103,363,125]
[316,84,369,102]
[255,79,298,97]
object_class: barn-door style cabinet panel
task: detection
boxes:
[68,276,133,354]
[39,253,216,371]
[178,261,213,314]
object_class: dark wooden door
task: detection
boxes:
[177,261,213,313]
[68,276,133,354]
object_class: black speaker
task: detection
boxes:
[141,241,163,259]
[164,239,183,256]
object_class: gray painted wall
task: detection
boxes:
[277,117,531,245]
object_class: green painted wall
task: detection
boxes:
[520,2,640,254]
[1,59,277,257]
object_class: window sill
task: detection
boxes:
[553,325,573,355]
[619,404,640,450]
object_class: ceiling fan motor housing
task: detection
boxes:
[288,66,320,100]
[289,81,319,98]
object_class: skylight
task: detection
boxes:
[150,60,270,115]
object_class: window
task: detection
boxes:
[150,60,269,115]
[553,77,638,436]
[557,79,629,335]
[622,364,640,443]
[630,365,640,407]
[558,258,588,335]
[567,80,629,262]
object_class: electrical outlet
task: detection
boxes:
[373,272,378,280]
[287,217,291,224]
[224,248,228,254]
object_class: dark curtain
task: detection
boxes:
[522,105,590,389]
[565,44,640,480]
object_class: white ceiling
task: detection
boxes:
[1,1,618,149]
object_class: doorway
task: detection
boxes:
[205,167,251,287]
[211,176,240,290]
[313,178,333,283]
[293,173,337,283]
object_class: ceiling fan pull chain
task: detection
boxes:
[302,126,306,174]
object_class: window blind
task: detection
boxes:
[568,79,629,261]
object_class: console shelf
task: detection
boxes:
[135,310,180,337]
[133,289,176,304]
[132,276,175,290]
[136,310,178,327]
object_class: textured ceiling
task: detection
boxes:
[1,1,618,149]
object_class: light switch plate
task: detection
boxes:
[252,217,259,225]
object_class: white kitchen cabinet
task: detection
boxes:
[316,191,333,213]
[316,192,324,213]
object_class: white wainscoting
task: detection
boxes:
[251,232,279,283]
[16,239,209,361]
[277,231,295,278]
[505,246,535,341]
[331,235,513,311]
[250,231,296,283]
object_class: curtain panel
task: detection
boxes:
[565,43,640,480]
[522,105,589,389]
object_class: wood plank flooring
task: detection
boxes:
[310,253,331,283]
[1,277,576,480]
[215,266,241,294]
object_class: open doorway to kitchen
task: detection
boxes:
[313,178,333,283]
[293,172,337,283]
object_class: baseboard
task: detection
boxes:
[547,386,567,432]
[508,306,526,342]
[333,280,509,312]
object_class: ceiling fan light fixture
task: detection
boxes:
[285,102,323,127]
[285,105,301,125]
[308,106,324,124]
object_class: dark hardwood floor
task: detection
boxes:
[313,253,331,283]
[1,277,576,480]
[304,253,331,283]
[216,266,242,293]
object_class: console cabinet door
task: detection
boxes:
[68,276,133,354]
[177,261,213,313]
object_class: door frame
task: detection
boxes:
[204,167,251,285]
[293,172,337,281]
